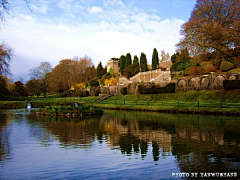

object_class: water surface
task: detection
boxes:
[0,109,239,179]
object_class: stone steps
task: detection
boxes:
[95,93,114,101]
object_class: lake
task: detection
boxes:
[0,109,239,179]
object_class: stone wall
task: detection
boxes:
[175,73,240,92]
[130,69,163,83]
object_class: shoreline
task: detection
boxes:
[1,90,240,116]
[0,101,239,116]
[94,104,240,116]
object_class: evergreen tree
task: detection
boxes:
[96,62,104,78]
[171,52,179,64]
[123,63,140,79]
[120,55,126,75]
[152,48,159,70]
[133,55,139,66]
[170,49,191,72]
[125,53,132,68]
[140,52,148,72]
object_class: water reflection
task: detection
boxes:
[0,109,240,179]
[28,115,104,149]
[102,111,240,175]
[0,112,11,162]
[30,111,240,166]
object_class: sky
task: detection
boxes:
[0,0,197,82]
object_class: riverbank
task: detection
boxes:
[94,103,240,116]
[94,90,240,116]
[0,90,240,116]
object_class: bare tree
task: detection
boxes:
[29,62,52,97]
[0,0,31,22]
[160,50,170,62]
[0,43,13,76]
[48,56,94,93]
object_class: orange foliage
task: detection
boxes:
[188,66,204,76]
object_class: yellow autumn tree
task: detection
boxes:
[70,83,86,90]
[104,77,117,86]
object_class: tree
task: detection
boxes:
[152,48,159,70]
[170,49,191,72]
[177,0,240,62]
[0,0,30,22]
[12,81,26,96]
[0,75,8,97]
[171,52,179,64]
[119,55,126,75]
[160,50,170,63]
[97,62,104,78]
[89,77,99,87]
[140,53,148,72]
[29,62,52,97]
[104,77,117,86]
[122,63,140,79]
[0,43,13,76]
[25,79,41,97]
[133,55,139,66]
[48,56,94,93]
[125,53,132,68]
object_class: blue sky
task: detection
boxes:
[0,0,196,82]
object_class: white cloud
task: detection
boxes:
[131,13,150,23]
[103,0,125,7]
[57,0,74,10]
[88,6,104,14]
[30,0,51,14]
[0,1,186,81]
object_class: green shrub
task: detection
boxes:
[138,83,175,94]
[89,77,100,87]
[220,61,234,72]
[121,87,128,95]
[170,59,191,72]
[223,80,240,90]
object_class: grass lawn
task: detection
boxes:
[0,90,240,115]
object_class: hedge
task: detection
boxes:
[220,61,233,72]
[59,93,67,97]
[223,80,240,90]
[138,83,175,94]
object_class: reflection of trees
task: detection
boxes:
[32,115,104,148]
[152,141,160,161]
[32,109,240,173]
[0,112,11,162]
[172,125,240,174]
[102,113,173,160]
[104,110,240,174]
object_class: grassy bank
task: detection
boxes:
[94,90,240,116]
[105,90,240,103]
[0,101,26,109]
[0,90,240,115]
